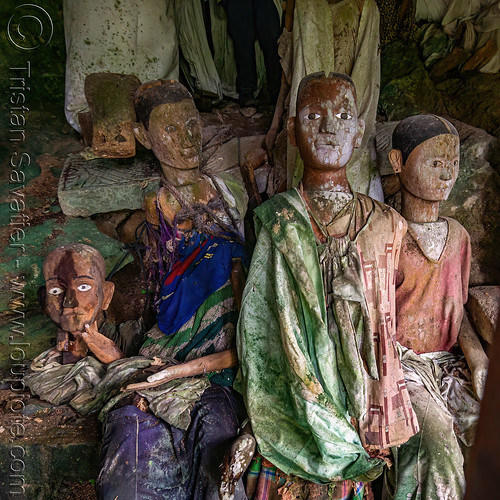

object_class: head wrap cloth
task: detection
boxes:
[392,114,458,164]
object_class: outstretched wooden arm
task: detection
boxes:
[125,349,238,391]
[458,310,489,400]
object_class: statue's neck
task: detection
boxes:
[161,164,202,187]
[401,186,440,223]
[301,168,353,234]
[302,166,351,194]
[408,219,448,261]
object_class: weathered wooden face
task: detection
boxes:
[43,247,114,333]
[290,76,364,173]
[400,134,459,202]
[145,99,202,173]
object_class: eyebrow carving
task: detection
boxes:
[47,274,95,282]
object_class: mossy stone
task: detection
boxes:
[379,41,445,120]
[0,312,55,377]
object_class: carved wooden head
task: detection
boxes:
[287,72,365,173]
[42,244,114,333]
[133,80,202,174]
[389,115,460,202]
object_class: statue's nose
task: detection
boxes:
[181,128,195,148]
[319,114,336,134]
[63,288,78,308]
[440,167,453,181]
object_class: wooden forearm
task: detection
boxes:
[459,311,488,369]
[125,348,238,391]
[459,310,489,398]
[230,258,246,312]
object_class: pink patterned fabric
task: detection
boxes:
[354,196,419,450]
[396,217,471,353]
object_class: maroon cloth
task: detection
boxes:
[396,217,471,353]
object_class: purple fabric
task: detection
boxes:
[96,385,245,500]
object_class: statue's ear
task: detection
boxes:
[354,118,365,148]
[389,149,403,174]
[133,122,152,150]
[38,286,47,311]
[102,281,115,311]
[287,116,297,147]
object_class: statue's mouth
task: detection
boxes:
[315,137,337,147]
[62,311,85,318]
[180,147,199,158]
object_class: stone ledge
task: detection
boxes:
[0,391,101,498]
[58,150,161,217]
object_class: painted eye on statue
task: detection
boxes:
[48,287,64,295]
[432,160,443,167]
[307,113,320,120]
[165,125,177,133]
[77,284,92,292]
[335,112,351,120]
[453,159,458,166]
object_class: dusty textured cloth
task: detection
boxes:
[279,478,365,500]
[386,347,480,500]
[23,313,218,431]
[396,218,471,353]
[248,453,366,500]
[24,350,210,431]
[236,189,417,483]
[287,0,382,194]
[417,0,500,73]
[63,0,178,131]
[175,0,223,98]
[176,0,281,98]
[24,350,105,406]
[390,216,479,499]
[141,280,239,387]
[289,0,380,140]
[24,319,145,406]
[97,386,245,500]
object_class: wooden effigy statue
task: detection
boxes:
[236,72,419,497]
[95,80,250,499]
[387,114,487,499]
[24,244,138,408]
[40,243,124,364]
[132,79,248,361]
